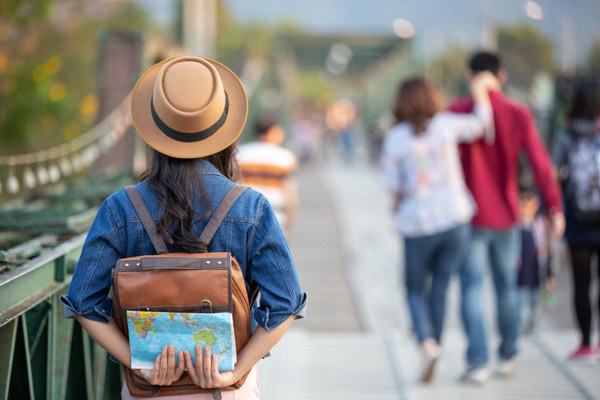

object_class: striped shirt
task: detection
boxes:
[237,141,297,228]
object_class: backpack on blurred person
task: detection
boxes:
[563,127,600,224]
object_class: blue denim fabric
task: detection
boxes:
[459,226,520,366]
[517,287,541,335]
[404,223,470,344]
[60,160,307,334]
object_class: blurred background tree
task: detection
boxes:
[214,5,337,137]
[0,0,149,156]
[429,43,469,99]
[587,39,600,75]
[498,24,555,89]
[293,71,335,110]
[216,2,303,72]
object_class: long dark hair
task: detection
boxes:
[568,80,600,121]
[137,144,240,252]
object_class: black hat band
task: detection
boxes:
[150,91,229,143]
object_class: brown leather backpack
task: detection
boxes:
[112,185,258,399]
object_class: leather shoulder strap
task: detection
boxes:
[125,186,169,255]
[199,185,248,247]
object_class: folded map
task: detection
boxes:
[127,311,236,371]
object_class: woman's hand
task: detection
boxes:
[184,345,238,388]
[470,71,498,142]
[133,345,185,386]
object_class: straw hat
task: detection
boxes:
[131,56,248,159]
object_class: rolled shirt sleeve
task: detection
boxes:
[248,197,307,331]
[60,198,124,323]
[443,105,493,143]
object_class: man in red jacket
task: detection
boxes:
[450,51,565,384]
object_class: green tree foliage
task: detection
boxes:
[0,0,52,24]
[498,24,555,89]
[215,8,333,116]
[216,3,303,69]
[294,72,335,108]
[587,39,600,75]
[0,0,148,155]
[429,43,468,98]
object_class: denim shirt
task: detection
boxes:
[60,160,307,337]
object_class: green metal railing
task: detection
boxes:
[0,174,132,400]
[0,234,122,400]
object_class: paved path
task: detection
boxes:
[258,157,600,400]
[286,163,361,332]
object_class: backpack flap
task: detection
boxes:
[113,253,232,313]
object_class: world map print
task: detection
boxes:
[127,311,236,371]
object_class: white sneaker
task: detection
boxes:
[420,347,440,383]
[497,357,517,377]
[460,364,490,385]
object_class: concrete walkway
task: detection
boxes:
[258,158,600,400]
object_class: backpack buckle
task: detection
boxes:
[200,299,213,313]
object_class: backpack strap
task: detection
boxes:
[125,186,170,255]
[199,185,248,248]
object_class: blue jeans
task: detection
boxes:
[459,226,520,366]
[518,287,541,335]
[404,224,470,344]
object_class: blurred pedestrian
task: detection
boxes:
[326,99,357,165]
[550,79,600,362]
[368,112,394,166]
[238,113,298,238]
[450,51,565,384]
[337,125,356,165]
[381,73,498,383]
[292,117,321,164]
[516,173,556,336]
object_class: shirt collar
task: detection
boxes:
[196,159,222,175]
